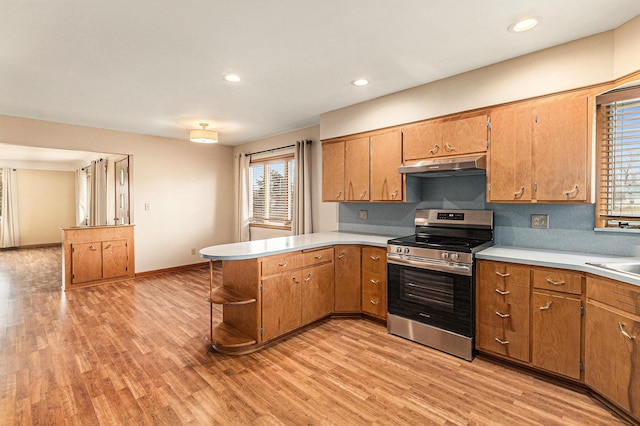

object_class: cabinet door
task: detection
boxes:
[362,271,386,319]
[344,137,370,201]
[301,263,335,324]
[441,114,488,156]
[322,141,345,201]
[334,245,361,313]
[488,105,533,202]
[533,96,588,201]
[370,131,403,201]
[585,302,640,417]
[532,292,582,379]
[261,272,301,341]
[71,242,103,284]
[403,120,441,161]
[102,240,129,279]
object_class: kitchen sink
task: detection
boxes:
[586,261,640,277]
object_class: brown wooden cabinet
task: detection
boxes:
[361,247,387,320]
[62,225,135,290]
[345,136,370,201]
[321,141,345,201]
[370,131,403,201]
[585,276,640,419]
[488,94,590,203]
[476,260,531,362]
[261,269,302,341]
[334,245,361,313]
[403,114,488,161]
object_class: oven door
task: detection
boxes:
[387,261,474,337]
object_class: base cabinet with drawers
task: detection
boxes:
[361,247,387,320]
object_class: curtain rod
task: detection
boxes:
[245,140,312,157]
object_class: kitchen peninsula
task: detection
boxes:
[199,232,391,354]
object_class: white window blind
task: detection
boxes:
[249,156,295,227]
[597,87,640,226]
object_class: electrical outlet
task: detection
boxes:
[144,203,150,211]
[359,210,368,220]
[191,248,197,255]
[531,214,549,229]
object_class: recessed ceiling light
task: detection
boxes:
[508,16,541,33]
[224,74,241,82]
[352,79,369,86]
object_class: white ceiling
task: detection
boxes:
[1,1,640,147]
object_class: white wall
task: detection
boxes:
[16,169,75,245]
[232,125,338,240]
[320,15,640,140]
[0,115,235,272]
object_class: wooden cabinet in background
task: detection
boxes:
[370,131,403,201]
[585,276,640,419]
[62,225,135,290]
[321,141,345,201]
[476,260,531,362]
[488,94,590,203]
[403,114,488,161]
[334,245,362,313]
[361,247,387,320]
[530,269,584,379]
[345,136,370,201]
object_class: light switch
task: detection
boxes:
[144,203,150,211]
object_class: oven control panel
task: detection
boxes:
[437,212,464,221]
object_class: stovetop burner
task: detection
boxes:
[388,234,487,253]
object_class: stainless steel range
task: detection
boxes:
[387,209,494,361]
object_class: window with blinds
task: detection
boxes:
[597,86,640,227]
[249,155,295,228]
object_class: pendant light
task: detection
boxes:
[190,123,218,143]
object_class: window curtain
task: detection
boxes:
[235,152,251,242]
[293,140,313,235]
[89,159,108,226]
[0,168,20,248]
[75,168,88,226]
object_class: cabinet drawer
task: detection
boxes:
[303,247,334,267]
[533,269,582,295]
[477,323,530,362]
[587,276,640,316]
[478,261,530,289]
[478,301,529,333]
[362,271,385,295]
[362,247,386,274]
[261,253,301,277]
[362,287,386,318]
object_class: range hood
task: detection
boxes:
[398,154,486,178]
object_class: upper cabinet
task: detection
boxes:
[403,114,488,161]
[322,130,405,202]
[488,93,590,203]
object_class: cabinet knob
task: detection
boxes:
[539,301,553,311]
[370,279,380,285]
[563,184,579,197]
[335,191,342,199]
[278,262,288,267]
[495,311,511,318]
[514,186,525,198]
[495,288,510,296]
[314,255,323,260]
[619,322,636,340]
[337,253,346,259]
[495,337,510,345]
[495,271,510,277]
[360,190,367,199]
[546,278,565,286]
[444,142,456,152]
[370,256,380,261]
[89,245,97,251]
[370,299,380,305]
[304,273,312,282]
[429,144,439,155]
[391,189,398,200]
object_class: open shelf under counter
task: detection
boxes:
[210,322,257,350]
[209,286,257,305]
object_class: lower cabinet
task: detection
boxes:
[334,245,362,313]
[361,247,387,320]
[585,276,640,419]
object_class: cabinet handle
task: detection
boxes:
[619,322,636,340]
[370,256,380,261]
[370,279,380,285]
[444,142,456,152]
[335,191,342,199]
[304,273,312,282]
[563,184,579,196]
[495,288,510,295]
[278,262,288,267]
[104,243,111,250]
[546,278,565,286]
[495,337,509,345]
[514,186,525,198]
[495,272,510,277]
[391,189,398,200]
[495,311,511,318]
[337,252,345,259]
[370,299,380,305]
[89,245,97,251]
[429,144,439,154]
[293,277,300,284]
[539,301,553,311]
[314,255,323,260]
[360,190,367,199]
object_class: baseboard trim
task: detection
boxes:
[135,262,208,278]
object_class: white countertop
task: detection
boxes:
[199,232,391,261]
[477,246,640,287]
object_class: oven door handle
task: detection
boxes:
[387,254,472,276]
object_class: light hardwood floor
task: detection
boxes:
[0,247,631,425]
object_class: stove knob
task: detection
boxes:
[441,252,449,260]
[450,253,459,261]
[404,248,410,254]
[396,247,402,253]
